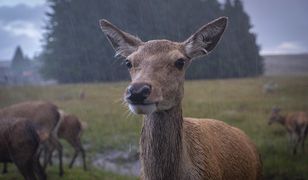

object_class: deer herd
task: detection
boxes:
[0,17,307,180]
[0,101,87,180]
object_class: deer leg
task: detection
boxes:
[42,147,48,170]
[287,132,296,154]
[69,150,79,169]
[292,135,301,155]
[49,136,63,176]
[301,126,308,153]
[42,142,53,170]
[14,160,36,180]
[48,148,55,166]
[68,145,87,170]
[287,132,294,151]
[81,146,87,171]
[37,144,44,162]
[33,153,47,180]
[2,163,8,174]
[303,137,307,153]
[68,137,87,170]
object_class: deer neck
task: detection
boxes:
[141,103,183,180]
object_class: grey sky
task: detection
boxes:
[0,0,47,60]
[240,0,308,55]
[0,0,307,60]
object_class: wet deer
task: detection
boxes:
[268,107,308,154]
[100,17,262,180]
[46,110,87,170]
[0,117,46,180]
[0,101,64,176]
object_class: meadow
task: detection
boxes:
[0,76,307,180]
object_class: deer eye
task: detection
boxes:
[174,58,185,70]
[125,60,132,69]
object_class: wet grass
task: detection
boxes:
[0,166,136,180]
[0,76,307,179]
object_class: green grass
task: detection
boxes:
[0,76,308,179]
[0,166,136,180]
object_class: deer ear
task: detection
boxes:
[272,106,281,113]
[183,17,228,59]
[99,19,143,58]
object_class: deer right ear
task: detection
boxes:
[183,17,228,59]
[99,19,143,58]
[272,106,281,113]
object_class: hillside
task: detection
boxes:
[263,54,308,76]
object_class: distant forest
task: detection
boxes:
[41,0,263,83]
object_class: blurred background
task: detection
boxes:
[0,0,307,179]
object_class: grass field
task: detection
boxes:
[0,76,308,180]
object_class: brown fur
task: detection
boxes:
[0,117,46,180]
[0,101,59,141]
[100,17,262,180]
[269,109,308,154]
[0,101,64,176]
[183,118,262,179]
[140,104,262,180]
[47,112,87,170]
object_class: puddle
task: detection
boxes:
[49,145,140,176]
[92,149,140,176]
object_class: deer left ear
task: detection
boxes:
[272,106,281,113]
[183,17,228,59]
[99,19,143,58]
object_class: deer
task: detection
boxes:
[268,107,308,155]
[99,17,262,180]
[0,117,46,180]
[0,101,64,176]
[45,110,87,171]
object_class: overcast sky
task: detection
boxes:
[0,0,307,60]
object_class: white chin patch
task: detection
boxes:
[128,104,157,114]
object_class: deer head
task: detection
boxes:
[100,17,227,114]
[268,107,282,125]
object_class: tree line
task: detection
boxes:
[41,0,263,83]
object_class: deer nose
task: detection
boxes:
[126,83,151,104]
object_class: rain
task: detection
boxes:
[0,0,308,179]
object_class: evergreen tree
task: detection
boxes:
[186,0,223,79]
[221,0,263,77]
[41,0,263,83]
[41,0,129,83]
[11,46,30,73]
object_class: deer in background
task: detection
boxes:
[100,17,262,180]
[268,107,308,154]
[0,117,46,180]
[0,101,64,176]
[46,110,87,170]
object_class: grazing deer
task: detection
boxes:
[100,17,262,180]
[0,117,46,180]
[0,101,64,176]
[268,107,308,154]
[46,110,87,170]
